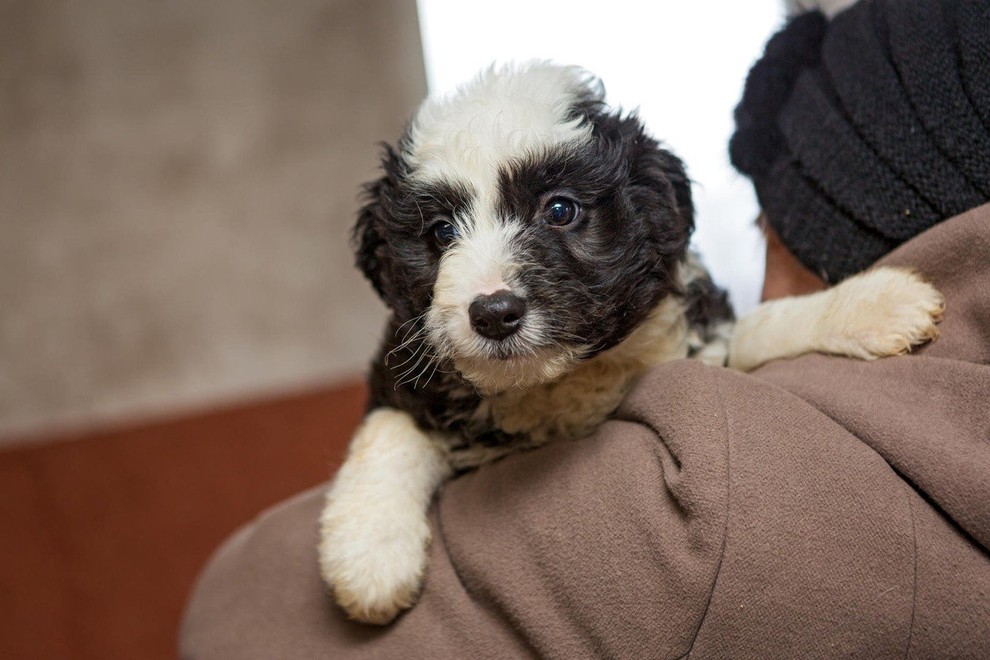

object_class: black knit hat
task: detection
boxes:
[730,0,990,283]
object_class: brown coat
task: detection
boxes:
[180,203,990,659]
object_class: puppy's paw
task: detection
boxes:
[819,267,944,360]
[317,407,452,624]
[319,499,431,625]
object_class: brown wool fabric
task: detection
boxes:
[180,203,990,659]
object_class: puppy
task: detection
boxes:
[319,62,943,624]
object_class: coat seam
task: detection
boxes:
[680,368,732,660]
[903,493,918,659]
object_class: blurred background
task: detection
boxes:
[0,1,780,657]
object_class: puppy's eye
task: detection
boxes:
[544,197,581,227]
[431,220,459,249]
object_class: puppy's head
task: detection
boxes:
[355,62,692,393]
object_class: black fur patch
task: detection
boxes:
[352,145,473,318]
[365,317,486,435]
[683,262,735,354]
[495,110,693,358]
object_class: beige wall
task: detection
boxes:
[0,0,427,443]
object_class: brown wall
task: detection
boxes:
[0,1,427,657]
[0,379,365,660]
[0,0,426,443]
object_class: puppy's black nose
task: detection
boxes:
[469,290,526,341]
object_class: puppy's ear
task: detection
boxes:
[627,125,694,233]
[609,115,694,271]
[352,144,400,300]
[353,192,388,300]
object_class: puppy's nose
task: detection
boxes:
[469,290,526,341]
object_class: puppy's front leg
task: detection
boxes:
[319,407,452,625]
[729,267,944,372]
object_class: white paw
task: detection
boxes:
[820,267,944,360]
[319,499,431,625]
[317,408,452,624]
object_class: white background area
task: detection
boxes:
[417,0,786,314]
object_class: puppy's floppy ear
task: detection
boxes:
[352,144,400,300]
[353,192,388,300]
[594,114,694,282]
[611,114,694,247]
[625,121,694,232]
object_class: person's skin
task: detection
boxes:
[759,214,828,301]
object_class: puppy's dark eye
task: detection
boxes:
[431,220,459,249]
[544,197,581,227]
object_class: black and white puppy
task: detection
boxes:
[319,62,943,624]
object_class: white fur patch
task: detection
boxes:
[453,341,585,395]
[318,408,452,624]
[428,217,523,337]
[728,266,944,371]
[406,62,596,201]
[425,217,572,392]
[411,63,602,394]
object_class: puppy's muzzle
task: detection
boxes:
[469,290,526,341]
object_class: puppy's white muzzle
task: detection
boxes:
[424,219,580,392]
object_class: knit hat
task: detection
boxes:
[730,0,990,283]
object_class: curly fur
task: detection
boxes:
[353,64,713,441]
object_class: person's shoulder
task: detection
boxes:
[616,357,813,433]
[437,356,931,656]
[180,486,342,659]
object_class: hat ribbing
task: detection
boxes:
[731,0,990,282]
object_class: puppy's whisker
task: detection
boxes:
[385,321,429,361]
[417,358,440,388]
[393,313,427,338]
[385,338,421,367]
[397,352,439,390]
[395,312,426,341]
[386,332,418,357]
[395,345,432,383]
[412,355,442,390]
[388,338,429,372]
[393,327,425,353]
